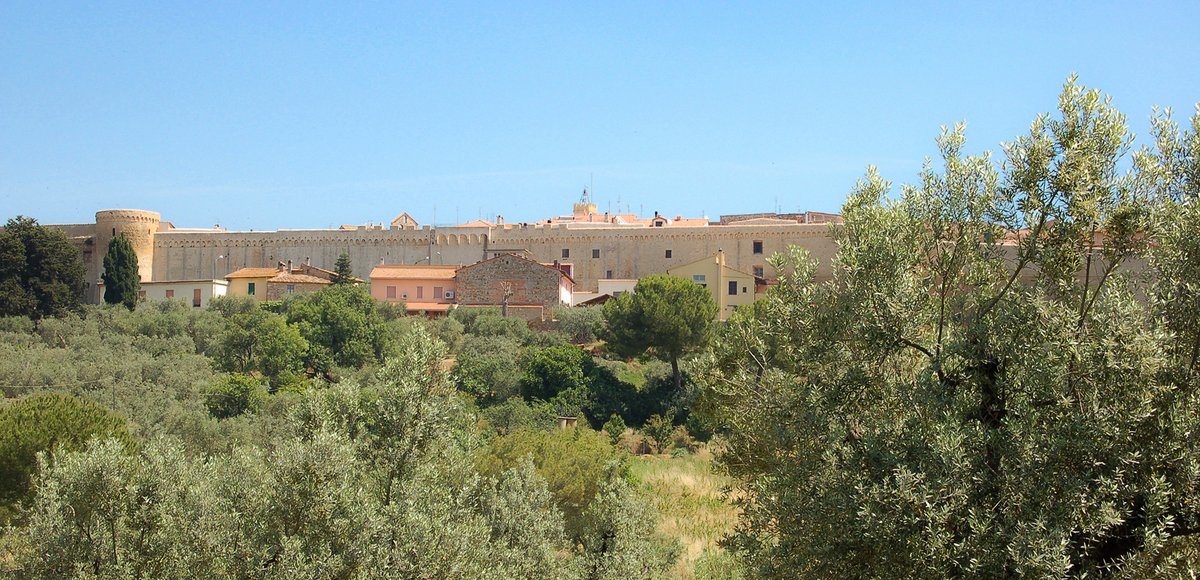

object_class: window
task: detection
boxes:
[287,284,295,294]
[386,286,396,299]
[192,289,201,307]
[592,249,600,259]
[742,286,748,294]
[752,265,764,278]
[247,282,256,296]
[665,249,672,258]
[417,286,424,299]
[165,289,174,298]
[606,270,613,279]
[562,248,570,259]
[693,274,706,282]
[753,240,764,254]
[728,281,738,296]
[433,286,442,301]
[654,220,664,227]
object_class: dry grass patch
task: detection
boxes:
[631,447,741,578]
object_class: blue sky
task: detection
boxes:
[2,1,1197,230]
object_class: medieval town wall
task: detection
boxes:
[54,209,842,300]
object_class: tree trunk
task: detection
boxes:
[672,357,681,392]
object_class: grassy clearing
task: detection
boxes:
[631,447,742,578]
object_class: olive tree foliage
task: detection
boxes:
[603,274,717,392]
[7,326,579,578]
[557,305,606,344]
[701,80,1200,577]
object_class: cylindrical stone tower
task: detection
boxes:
[95,209,161,282]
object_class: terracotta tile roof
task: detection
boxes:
[370,264,460,280]
[455,220,495,228]
[403,302,453,312]
[269,273,332,284]
[226,267,283,279]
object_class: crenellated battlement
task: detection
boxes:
[54,207,842,298]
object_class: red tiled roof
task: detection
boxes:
[370,264,459,280]
[404,302,453,312]
[226,267,283,279]
[269,273,332,284]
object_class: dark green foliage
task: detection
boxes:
[520,344,591,402]
[214,307,308,389]
[284,284,395,368]
[101,233,140,310]
[602,414,626,444]
[204,373,267,419]
[0,392,133,522]
[332,251,354,284]
[581,360,641,427]
[0,216,85,318]
[641,411,675,453]
[602,274,716,391]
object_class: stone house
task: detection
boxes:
[454,253,574,318]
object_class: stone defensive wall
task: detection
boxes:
[54,209,842,301]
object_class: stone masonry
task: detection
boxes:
[455,254,565,309]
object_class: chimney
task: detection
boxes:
[497,215,504,225]
[287,259,292,273]
[305,256,310,266]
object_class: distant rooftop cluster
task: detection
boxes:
[332,189,843,232]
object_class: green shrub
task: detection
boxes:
[602,414,626,445]
[482,397,556,435]
[477,427,628,532]
[204,373,267,419]
[642,411,676,454]
[555,305,605,344]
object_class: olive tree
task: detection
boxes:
[702,79,1200,577]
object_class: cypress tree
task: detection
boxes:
[102,233,140,309]
[333,252,354,284]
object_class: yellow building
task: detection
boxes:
[667,251,759,320]
[224,267,280,302]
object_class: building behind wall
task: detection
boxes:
[46,199,844,303]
